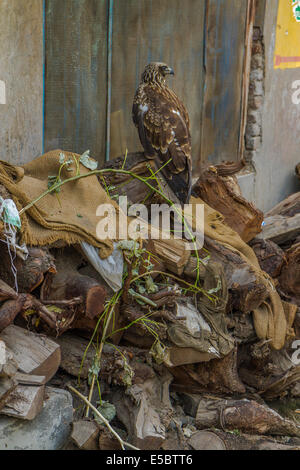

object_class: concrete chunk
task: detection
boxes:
[0,387,73,450]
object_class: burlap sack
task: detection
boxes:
[0,150,122,259]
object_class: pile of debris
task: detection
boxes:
[0,150,299,450]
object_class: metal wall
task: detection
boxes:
[44,0,250,170]
[0,0,43,165]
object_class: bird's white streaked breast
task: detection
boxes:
[172,109,181,117]
[139,104,148,113]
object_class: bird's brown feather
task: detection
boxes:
[133,64,192,204]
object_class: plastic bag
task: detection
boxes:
[81,241,124,292]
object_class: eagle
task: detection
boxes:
[132,62,192,205]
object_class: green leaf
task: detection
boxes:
[79,150,98,171]
[94,401,116,425]
[59,152,65,164]
[145,276,158,294]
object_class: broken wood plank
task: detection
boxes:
[0,377,17,411]
[279,242,300,296]
[0,280,18,302]
[0,384,45,420]
[249,238,286,278]
[71,420,100,450]
[14,373,46,386]
[0,325,61,382]
[0,246,56,293]
[0,294,28,332]
[195,398,300,438]
[257,214,300,245]
[192,168,263,242]
[267,192,300,218]
[41,271,108,320]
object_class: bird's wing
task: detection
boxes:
[133,85,191,173]
[133,84,192,203]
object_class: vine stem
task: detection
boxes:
[19,168,174,215]
[68,385,139,451]
[85,291,122,417]
[18,164,203,287]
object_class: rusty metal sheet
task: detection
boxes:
[201,0,248,165]
[44,0,108,162]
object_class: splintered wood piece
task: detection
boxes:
[267,192,300,218]
[195,398,300,438]
[0,325,61,382]
[0,246,56,293]
[41,271,107,320]
[192,170,263,242]
[149,238,191,276]
[71,420,100,450]
[0,294,28,332]
[279,242,300,296]
[14,373,47,386]
[203,237,268,313]
[258,214,300,245]
[249,238,286,278]
[0,377,18,411]
[0,384,45,420]
[0,280,18,302]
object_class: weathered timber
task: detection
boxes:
[249,238,286,278]
[0,384,45,420]
[0,325,61,382]
[0,280,18,302]
[192,169,263,242]
[185,237,268,313]
[195,398,300,437]
[0,246,56,293]
[71,420,100,450]
[258,214,300,245]
[41,271,107,320]
[279,242,300,297]
[0,294,28,332]
[267,192,300,218]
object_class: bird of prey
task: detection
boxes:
[132,62,192,205]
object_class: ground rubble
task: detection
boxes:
[0,151,299,450]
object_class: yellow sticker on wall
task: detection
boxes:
[274,0,300,69]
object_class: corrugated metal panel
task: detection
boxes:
[44,0,108,160]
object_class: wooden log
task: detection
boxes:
[0,377,17,411]
[0,384,45,420]
[258,214,300,245]
[0,325,61,383]
[0,246,56,293]
[14,373,46,386]
[71,420,100,450]
[99,152,155,205]
[185,237,268,313]
[192,168,263,242]
[279,242,300,296]
[195,398,300,438]
[249,238,286,278]
[170,348,246,395]
[41,271,107,320]
[189,429,300,450]
[110,368,173,450]
[0,294,28,332]
[0,280,18,302]
[267,192,300,218]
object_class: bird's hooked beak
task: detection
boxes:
[166,66,174,76]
